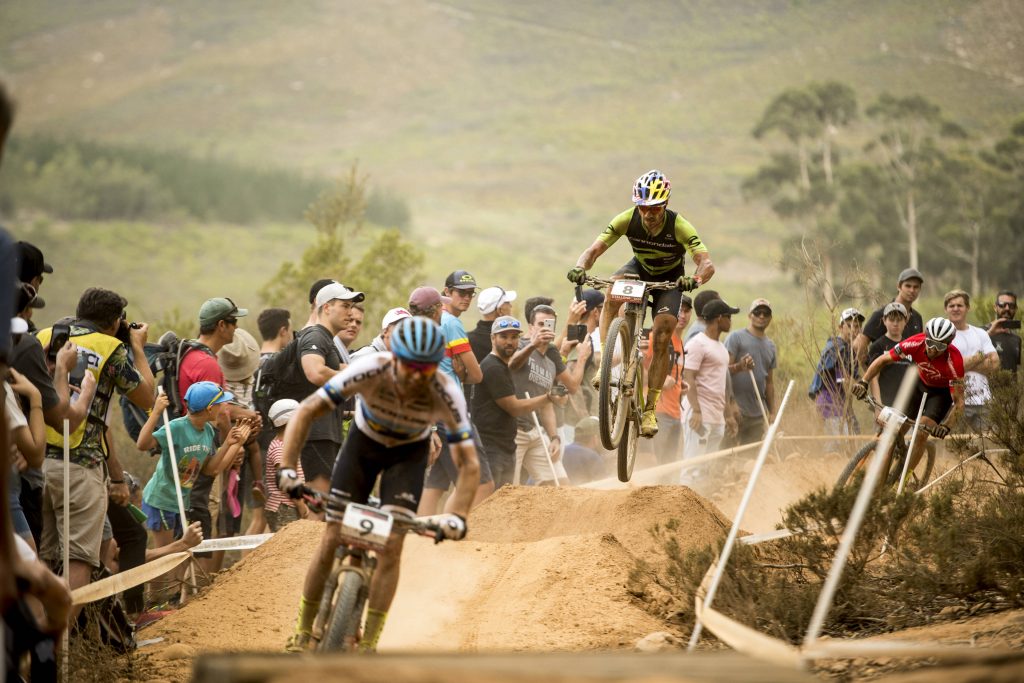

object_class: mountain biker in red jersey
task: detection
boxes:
[853,317,965,474]
[567,170,715,438]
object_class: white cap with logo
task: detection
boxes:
[477,287,517,315]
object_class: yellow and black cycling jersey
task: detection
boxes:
[597,207,707,277]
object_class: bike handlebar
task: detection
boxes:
[857,394,941,438]
[290,484,447,542]
[580,275,692,293]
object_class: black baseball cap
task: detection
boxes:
[17,241,53,282]
[580,288,605,313]
[444,270,478,290]
[701,299,740,320]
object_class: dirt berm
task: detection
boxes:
[144,485,730,673]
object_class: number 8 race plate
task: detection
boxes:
[340,503,394,550]
[609,279,647,303]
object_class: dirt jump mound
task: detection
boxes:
[143,485,733,674]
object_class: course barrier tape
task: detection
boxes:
[193,533,274,553]
[70,552,190,606]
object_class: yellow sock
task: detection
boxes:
[296,596,318,635]
[360,608,388,651]
[645,389,662,411]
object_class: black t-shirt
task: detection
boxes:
[9,332,60,414]
[297,324,344,444]
[985,327,1021,372]
[867,335,911,407]
[468,319,493,363]
[471,354,518,454]
[862,303,923,343]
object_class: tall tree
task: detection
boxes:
[807,81,858,186]
[863,93,967,270]
[753,88,820,190]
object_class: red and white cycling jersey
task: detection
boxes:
[315,352,472,447]
[888,333,965,391]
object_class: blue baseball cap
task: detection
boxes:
[184,381,233,412]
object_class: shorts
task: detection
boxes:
[911,380,954,425]
[187,505,213,558]
[265,504,300,532]
[613,258,685,319]
[301,439,341,483]
[480,436,517,489]
[327,426,430,520]
[141,501,183,535]
[424,424,493,490]
[514,427,568,484]
[40,459,108,568]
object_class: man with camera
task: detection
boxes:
[507,304,588,485]
[35,287,155,602]
[986,291,1020,373]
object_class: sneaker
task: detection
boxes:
[640,410,659,438]
[285,631,314,653]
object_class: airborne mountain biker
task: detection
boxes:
[276,317,479,653]
[567,170,715,437]
[853,317,965,477]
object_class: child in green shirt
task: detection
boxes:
[138,381,251,547]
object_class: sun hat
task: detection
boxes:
[269,398,300,427]
[218,328,261,381]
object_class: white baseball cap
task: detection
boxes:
[477,286,517,315]
[268,398,300,427]
[10,317,29,335]
[381,307,411,330]
[315,282,365,307]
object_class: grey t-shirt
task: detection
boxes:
[510,340,565,431]
[724,328,777,418]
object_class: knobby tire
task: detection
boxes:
[599,316,632,450]
[319,570,366,653]
[835,439,935,492]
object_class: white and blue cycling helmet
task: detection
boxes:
[391,317,446,364]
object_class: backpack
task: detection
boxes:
[119,331,214,441]
[252,335,304,424]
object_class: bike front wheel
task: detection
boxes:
[599,316,633,450]
[318,570,366,653]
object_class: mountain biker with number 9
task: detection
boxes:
[852,317,965,475]
[567,170,715,437]
[275,317,480,653]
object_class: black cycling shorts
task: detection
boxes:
[910,379,954,425]
[328,427,430,519]
[613,258,685,319]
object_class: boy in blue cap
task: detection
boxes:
[137,381,251,547]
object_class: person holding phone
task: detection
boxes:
[986,290,1020,373]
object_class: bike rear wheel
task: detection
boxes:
[318,570,366,653]
[599,316,633,450]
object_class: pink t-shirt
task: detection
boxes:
[681,332,730,424]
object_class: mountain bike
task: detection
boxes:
[296,486,446,653]
[834,394,938,492]
[578,275,693,482]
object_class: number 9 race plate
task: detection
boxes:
[340,503,394,551]
[609,279,647,303]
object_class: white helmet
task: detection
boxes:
[924,317,955,345]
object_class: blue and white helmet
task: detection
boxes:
[391,317,446,364]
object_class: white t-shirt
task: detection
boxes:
[951,325,997,405]
[681,333,730,424]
